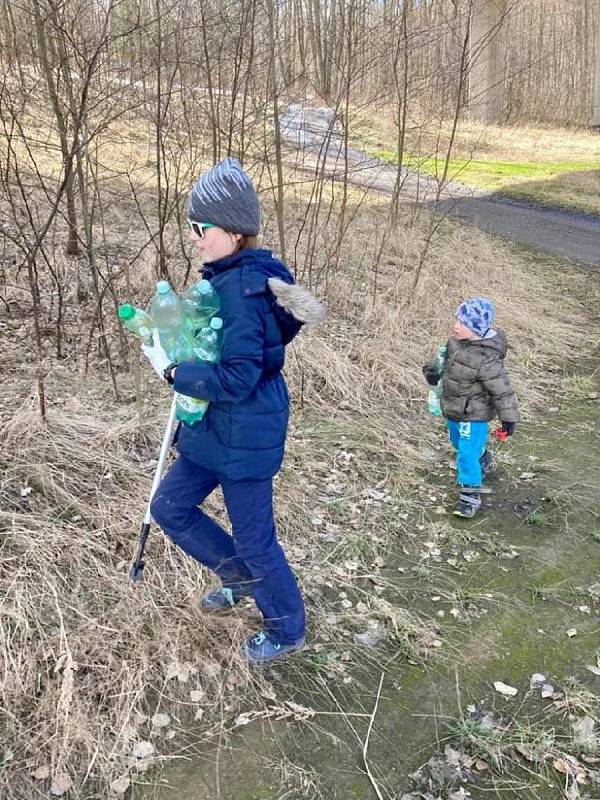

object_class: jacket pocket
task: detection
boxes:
[208,406,231,447]
[230,408,289,451]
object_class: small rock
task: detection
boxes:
[587,392,598,400]
[548,406,560,413]
[541,683,555,698]
[566,628,578,638]
[151,713,170,729]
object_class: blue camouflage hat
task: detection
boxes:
[456,297,495,337]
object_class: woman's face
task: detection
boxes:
[190,225,241,263]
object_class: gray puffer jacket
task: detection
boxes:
[440,330,519,423]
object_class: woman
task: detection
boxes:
[141,157,324,664]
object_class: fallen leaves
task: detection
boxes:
[552,754,588,782]
[50,773,72,797]
[132,740,155,759]
[110,775,131,796]
[31,765,50,780]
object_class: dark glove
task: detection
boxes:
[422,363,441,387]
[500,421,516,437]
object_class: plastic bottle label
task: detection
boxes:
[175,392,208,414]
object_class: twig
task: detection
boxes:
[362,672,386,800]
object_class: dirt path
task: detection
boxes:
[280,105,600,268]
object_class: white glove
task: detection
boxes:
[141,330,172,380]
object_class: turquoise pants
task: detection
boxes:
[447,420,489,487]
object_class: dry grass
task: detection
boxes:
[352,104,600,165]
[0,143,594,800]
[350,104,600,213]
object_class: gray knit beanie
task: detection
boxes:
[188,157,260,235]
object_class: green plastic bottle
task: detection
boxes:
[118,304,154,345]
[193,317,223,362]
[175,317,224,426]
[182,279,221,336]
[150,280,194,362]
[427,344,447,416]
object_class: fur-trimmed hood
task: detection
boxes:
[267,277,327,325]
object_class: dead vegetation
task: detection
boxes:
[0,169,594,798]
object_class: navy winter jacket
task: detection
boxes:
[173,248,303,481]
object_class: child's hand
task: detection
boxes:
[422,363,441,386]
[499,421,516,437]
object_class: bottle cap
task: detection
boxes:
[198,279,212,294]
[118,303,135,320]
[211,317,223,330]
[156,280,171,295]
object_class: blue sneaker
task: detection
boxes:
[244,630,306,664]
[201,587,243,613]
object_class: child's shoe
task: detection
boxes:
[201,586,245,613]
[453,488,482,518]
[243,630,305,664]
[479,449,493,477]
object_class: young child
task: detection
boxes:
[423,298,519,518]
[141,157,325,663]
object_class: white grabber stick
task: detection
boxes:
[129,396,178,582]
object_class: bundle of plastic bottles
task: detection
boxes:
[118,279,222,425]
[427,344,448,416]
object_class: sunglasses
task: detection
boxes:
[187,220,215,239]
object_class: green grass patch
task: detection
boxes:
[368,146,600,214]
[373,148,599,188]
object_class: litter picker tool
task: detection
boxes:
[129,396,178,582]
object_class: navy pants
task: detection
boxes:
[150,455,305,645]
[447,420,489,486]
